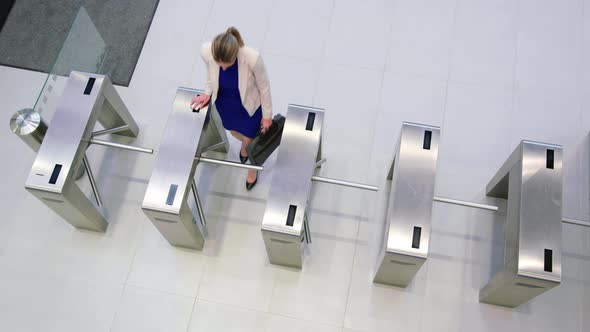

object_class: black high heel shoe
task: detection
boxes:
[239,152,249,164]
[246,172,258,191]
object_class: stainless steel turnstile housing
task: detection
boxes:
[479,140,562,307]
[24,71,139,232]
[142,88,229,250]
[261,104,324,268]
[374,122,440,287]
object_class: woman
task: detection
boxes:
[191,27,272,191]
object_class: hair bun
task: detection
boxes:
[225,26,244,47]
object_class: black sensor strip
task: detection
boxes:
[286,205,297,226]
[412,226,422,249]
[423,130,432,150]
[305,113,316,131]
[49,164,62,184]
[84,77,96,95]
[166,184,178,206]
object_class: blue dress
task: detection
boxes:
[215,60,263,138]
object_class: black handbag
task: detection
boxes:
[246,113,285,166]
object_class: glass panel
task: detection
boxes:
[33,6,106,114]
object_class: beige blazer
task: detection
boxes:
[200,42,272,119]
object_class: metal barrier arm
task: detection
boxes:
[432,195,590,227]
[196,156,263,171]
[91,124,131,137]
[88,138,153,154]
[311,175,378,191]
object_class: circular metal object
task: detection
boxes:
[9,108,85,179]
[9,108,48,152]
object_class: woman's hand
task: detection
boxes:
[190,94,210,110]
[261,118,272,133]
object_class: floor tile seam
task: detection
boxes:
[417,0,460,331]
[260,0,279,54]
[194,297,270,315]
[124,271,203,299]
[190,247,217,330]
[337,69,383,327]
[107,284,127,332]
[121,228,143,288]
[312,85,381,326]
[338,0,402,324]
[338,213,366,329]
[196,298,344,328]
[184,295,200,332]
[263,50,322,64]
[185,0,217,88]
[122,283,197,300]
[508,0,523,146]
[311,0,337,106]
[447,0,519,87]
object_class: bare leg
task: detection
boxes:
[229,130,244,141]
[230,130,257,183]
[241,136,253,158]
[230,130,249,158]
[241,136,257,183]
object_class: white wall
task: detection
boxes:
[0,0,588,331]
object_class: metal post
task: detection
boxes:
[201,141,227,154]
[310,176,378,191]
[196,156,264,171]
[561,217,590,228]
[92,124,130,137]
[89,138,154,154]
[82,154,103,207]
[433,196,590,227]
[315,158,327,168]
[304,214,311,244]
[192,179,207,226]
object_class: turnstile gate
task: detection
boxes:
[374,122,440,287]
[11,77,586,307]
[141,88,229,250]
[479,140,563,307]
[261,105,323,268]
[141,87,262,250]
[371,128,565,305]
[261,104,379,269]
[22,71,143,232]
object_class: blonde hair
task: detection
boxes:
[212,27,244,63]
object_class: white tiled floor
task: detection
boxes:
[387,0,457,80]
[264,0,333,61]
[436,82,513,200]
[324,0,394,70]
[449,0,518,87]
[1,0,589,331]
[110,286,195,332]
